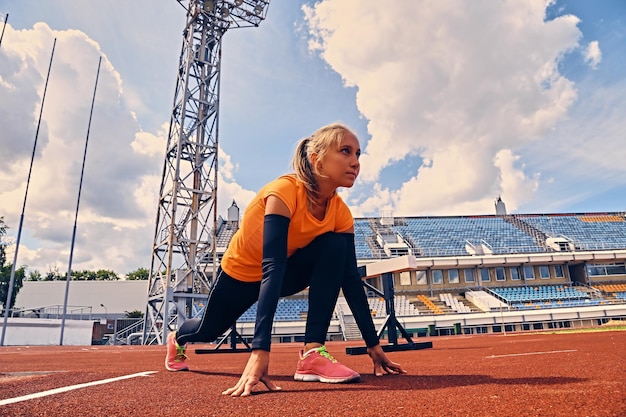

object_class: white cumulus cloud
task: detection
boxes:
[304,0,584,215]
[584,40,602,69]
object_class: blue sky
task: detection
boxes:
[0,0,625,276]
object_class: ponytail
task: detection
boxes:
[292,137,318,197]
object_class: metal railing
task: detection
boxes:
[106,319,144,345]
[8,305,93,320]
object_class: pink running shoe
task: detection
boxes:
[294,346,360,383]
[165,332,189,372]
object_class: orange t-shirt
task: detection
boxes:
[221,174,354,282]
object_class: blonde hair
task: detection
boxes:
[292,122,357,200]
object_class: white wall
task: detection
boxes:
[3,318,94,346]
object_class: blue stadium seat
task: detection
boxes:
[236,298,310,323]
[518,214,626,251]
[491,285,596,309]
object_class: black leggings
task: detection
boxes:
[176,232,348,347]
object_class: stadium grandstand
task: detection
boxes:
[8,199,626,345]
[186,199,626,346]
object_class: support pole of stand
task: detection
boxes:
[382,273,398,345]
[346,268,432,355]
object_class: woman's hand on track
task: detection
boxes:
[367,344,407,377]
[222,349,282,397]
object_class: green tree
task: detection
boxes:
[44,266,63,281]
[125,309,144,318]
[28,270,42,281]
[0,217,5,266]
[94,269,119,281]
[71,269,94,280]
[0,217,26,313]
[45,269,120,281]
[126,267,149,280]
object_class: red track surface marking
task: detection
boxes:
[1,331,625,417]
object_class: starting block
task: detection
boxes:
[194,324,251,354]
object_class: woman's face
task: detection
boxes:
[317,131,361,189]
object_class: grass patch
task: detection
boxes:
[514,321,626,335]
[545,326,626,334]
[539,323,626,335]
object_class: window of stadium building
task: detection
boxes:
[510,267,521,281]
[523,266,535,280]
[448,269,460,284]
[495,267,506,281]
[464,268,475,283]
[400,271,411,286]
[539,265,550,279]
[587,265,604,276]
[586,263,626,276]
[480,268,491,282]
[433,270,443,284]
[606,263,626,275]
[416,270,427,285]
[553,265,564,278]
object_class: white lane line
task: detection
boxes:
[0,371,157,406]
[486,349,577,359]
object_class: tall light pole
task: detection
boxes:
[143,0,271,345]
[59,56,102,346]
[1,38,57,346]
[0,13,8,48]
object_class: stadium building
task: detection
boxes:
[195,199,626,347]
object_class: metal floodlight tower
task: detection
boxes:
[143,0,270,345]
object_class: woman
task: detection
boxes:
[165,122,406,396]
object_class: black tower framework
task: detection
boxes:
[143,0,270,346]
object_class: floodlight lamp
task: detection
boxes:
[221,6,230,18]
[203,0,215,12]
[254,5,263,15]
[235,0,243,5]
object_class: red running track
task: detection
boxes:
[1,331,625,417]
